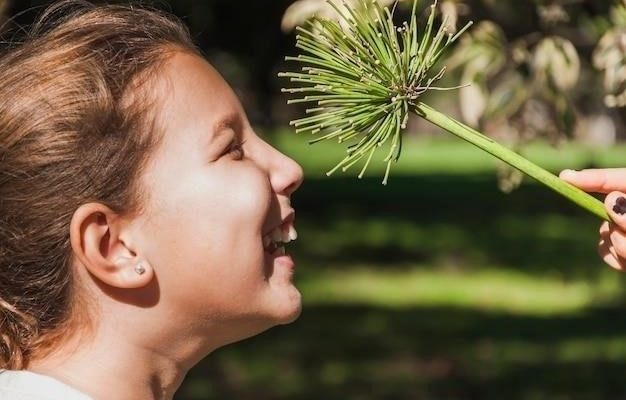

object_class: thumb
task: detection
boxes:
[560,168,626,194]
[605,191,626,231]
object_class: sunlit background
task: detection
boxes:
[4,1,626,399]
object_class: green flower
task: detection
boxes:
[281,0,471,184]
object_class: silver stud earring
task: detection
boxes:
[134,262,146,275]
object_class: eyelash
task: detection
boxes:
[226,139,246,160]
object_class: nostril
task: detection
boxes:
[272,157,303,195]
[288,163,304,194]
[284,178,302,196]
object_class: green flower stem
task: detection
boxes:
[414,102,610,221]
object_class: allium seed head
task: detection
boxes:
[280,0,472,184]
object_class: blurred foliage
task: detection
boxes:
[594,1,626,107]
[445,0,626,190]
[281,0,397,31]
[0,0,7,31]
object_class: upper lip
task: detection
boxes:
[264,210,295,236]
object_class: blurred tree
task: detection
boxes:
[0,0,8,32]
[594,1,626,107]
[449,0,622,189]
[281,0,397,31]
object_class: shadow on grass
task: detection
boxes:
[179,303,626,400]
[291,175,605,278]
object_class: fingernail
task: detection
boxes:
[560,169,576,179]
[613,196,626,215]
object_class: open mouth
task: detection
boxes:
[263,220,297,256]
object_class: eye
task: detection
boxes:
[224,139,246,160]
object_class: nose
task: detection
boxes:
[267,146,304,196]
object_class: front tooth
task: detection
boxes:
[272,228,282,243]
[288,225,298,241]
[276,246,286,255]
[281,228,291,244]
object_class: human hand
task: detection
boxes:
[560,168,626,271]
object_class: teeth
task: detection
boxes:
[271,228,282,243]
[264,224,298,251]
[281,229,291,244]
[275,246,286,255]
[288,225,298,241]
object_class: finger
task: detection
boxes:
[599,224,619,260]
[598,237,625,271]
[600,221,610,236]
[609,226,626,260]
[559,168,626,194]
[605,192,626,231]
[599,225,625,269]
[602,223,623,261]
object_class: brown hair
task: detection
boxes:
[0,0,198,369]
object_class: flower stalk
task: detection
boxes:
[415,102,609,220]
[280,0,609,221]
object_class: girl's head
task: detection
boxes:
[0,1,303,369]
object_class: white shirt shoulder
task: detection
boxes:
[0,370,92,400]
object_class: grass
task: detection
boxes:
[176,133,626,400]
[299,267,621,315]
[271,128,625,177]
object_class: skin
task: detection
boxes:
[29,51,304,400]
[560,168,626,271]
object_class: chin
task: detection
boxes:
[227,300,301,346]
[278,301,302,325]
[271,289,302,325]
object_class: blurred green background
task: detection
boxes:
[5,0,626,399]
[184,134,626,400]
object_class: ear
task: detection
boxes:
[70,203,153,289]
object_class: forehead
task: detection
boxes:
[153,51,243,138]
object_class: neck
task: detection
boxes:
[28,322,215,400]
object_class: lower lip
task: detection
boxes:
[265,249,295,272]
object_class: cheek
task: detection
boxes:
[140,163,271,289]
[202,165,272,243]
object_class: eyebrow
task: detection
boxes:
[212,112,243,139]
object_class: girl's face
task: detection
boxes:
[128,52,303,344]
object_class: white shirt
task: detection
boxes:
[0,370,92,400]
